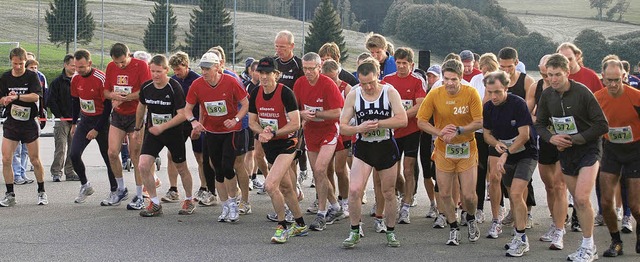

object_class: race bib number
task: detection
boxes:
[114,85,132,95]
[401,100,413,110]
[608,126,633,144]
[10,104,30,121]
[304,104,324,122]
[552,116,578,135]
[445,142,470,159]
[204,100,228,116]
[151,113,171,126]
[499,137,525,154]
[80,98,96,114]
[259,117,279,131]
[361,128,390,142]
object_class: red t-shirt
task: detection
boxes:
[595,85,640,143]
[186,74,248,133]
[71,69,107,116]
[255,83,296,140]
[104,58,152,115]
[463,68,482,82]
[383,72,427,138]
[570,66,603,93]
[293,74,344,134]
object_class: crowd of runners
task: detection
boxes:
[1,29,640,262]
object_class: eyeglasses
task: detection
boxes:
[302,66,318,71]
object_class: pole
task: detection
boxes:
[165,0,169,56]
[101,0,104,69]
[74,0,78,52]
[37,0,40,58]
[301,0,305,55]
[232,0,237,71]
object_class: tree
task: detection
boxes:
[590,0,613,20]
[304,0,348,62]
[574,29,609,70]
[143,0,178,54]
[606,0,631,21]
[45,0,95,53]
[336,0,360,31]
[184,0,242,63]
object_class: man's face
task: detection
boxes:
[442,71,461,94]
[150,64,168,84]
[302,60,320,84]
[462,60,474,75]
[112,55,131,69]
[547,66,569,91]
[75,58,92,76]
[395,58,413,77]
[172,64,189,80]
[250,65,260,82]
[485,81,508,106]
[274,37,294,59]
[64,58,76,76]
[201,64,219,82]
[602,65,624,95]
[358,72,379,95]
[559,48,579,72]
[368,47,387,64]
[321,69,339,83]
[259,71,276,87]
[427,73,439,88]
[499,58,517,78]
[27,64,38,72]
[11,57,25,75]
[538,65,550,86]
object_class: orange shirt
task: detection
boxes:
[594,84,640,143]
[417,84,482,151]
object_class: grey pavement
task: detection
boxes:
[0,126,638,261]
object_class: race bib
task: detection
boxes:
[10,104,30,121]
[401,100,413,110]
[304,104,324,122]
[608,126,633,144]
[552,116,578,135]
[80,98,96,114]
[151,113,171,126]
[204,100,228,116]
[114,85,132,95]
[499,137,525,154]
[445,142,470,159]
[259,117,279,131]
[361,128,389,142]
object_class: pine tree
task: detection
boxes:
[143,0,178,54]
[304,0,348,62]
[184,0,241,63]
[45,0,95,53]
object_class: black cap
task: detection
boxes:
[256,57,277,73]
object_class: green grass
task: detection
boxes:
[497,0,640,25]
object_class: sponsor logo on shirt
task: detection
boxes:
[117,75,128,85]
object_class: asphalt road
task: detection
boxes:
[0,128,638,262]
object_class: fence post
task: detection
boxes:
[165,0,169,56]
[232,0,237,71]
[74,0,78,52]
[301,0,305,56]
[101,0,104,69]
[37,0,41,59]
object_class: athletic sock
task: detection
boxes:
[169,186,178,192]
[199,187,207,191]
[136,186,143,198]
[330,202,340,211]
[151,197,160,205]
[611,231,622,243]
[37,182,45,193]
[402,203,410,211]
[278,220,288,229]
[387,226,395,232]
[295,217,305,227]
[116,178,125,190]
[351,224,359,231]
[581,236,594,249]
[251,173,257,180]
[318,210,328,217]
[6,184,14,193]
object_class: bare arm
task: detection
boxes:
[315,108,341,120]
[406,97,424,119]
[134,102,146,130]
[524,76,536,114]
[339,91,358,136]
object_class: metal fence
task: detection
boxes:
[0,0,372,74]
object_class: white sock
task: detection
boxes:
[136,186,143,198]
[318,210,327,217]
[330,202,340,211]
[581,236,594,249]
[116,178,125,190]
[151,197,159,205]
[186,196,192,201]
[153,174,159,180]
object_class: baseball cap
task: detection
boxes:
[426,65,441,76]
[256,57,277,73]
[198,52,220,68]
[245,57,255,69]
[459,50,474,62]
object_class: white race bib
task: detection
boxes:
[259,117,279,132]
[151,113,171,126]
[114,85,132,95]
[608,126,633,144]
[361,128,390,142]
[445,142,470,159]
[304,104,324,122]
[499,137,525,154]
[401,99,413,110]
[204,100,228,116]
[80,98,96,114]
[552,116,578,135]
[10,104,30,121]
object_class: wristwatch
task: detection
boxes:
[234,116,240,122]
[188,117,196,122]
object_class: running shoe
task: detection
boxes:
[539,224,555,242]
[526,213,534,229]
[594,214,604,226]
[476,209,485,224]
[460,210,468,226]
[193,189,205,202]
[487,220,502,239]
[37,192,48,205]
[298,170,308,185]
[74,183,95,203]
[126,195,145,210]
[506,235,529,257]
[398,208,411,224]
[502,210,513,226]
[568,245,598,262]
[433,213,446,229]
[198,191,217,206]
[288,223,309,237]
[227,201,239,222]
[161,190,180,203]
[238,201,252,215]
[271,225,289,244]
[100,192,116,206]
[252,178,264,189]
[140,202,163,217]
[602,241,623,257]
[571,219,582,232]
[307,199,318,214]
[309,214,327,231]
[178,199,196,215]
[52,175,61,182]
[370,203,377,217]
[109,188,129,206]
[426,205,438,218]
[218,202,230,222]
[386,231,400,247]
[446,228,461,246]
[616,207,623,221]
[65,174,80,181]
[468,219,480,242]
[374,217,387,233]
[0,192,16,207]
[549,228,564,250]
[342,229,361,248]
[326,206,344,225]
[621,215,633,233]
[340,199,350,219]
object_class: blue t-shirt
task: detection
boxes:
[483,94,538,161]
[223,69,249,129]
[628,75,639,89]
